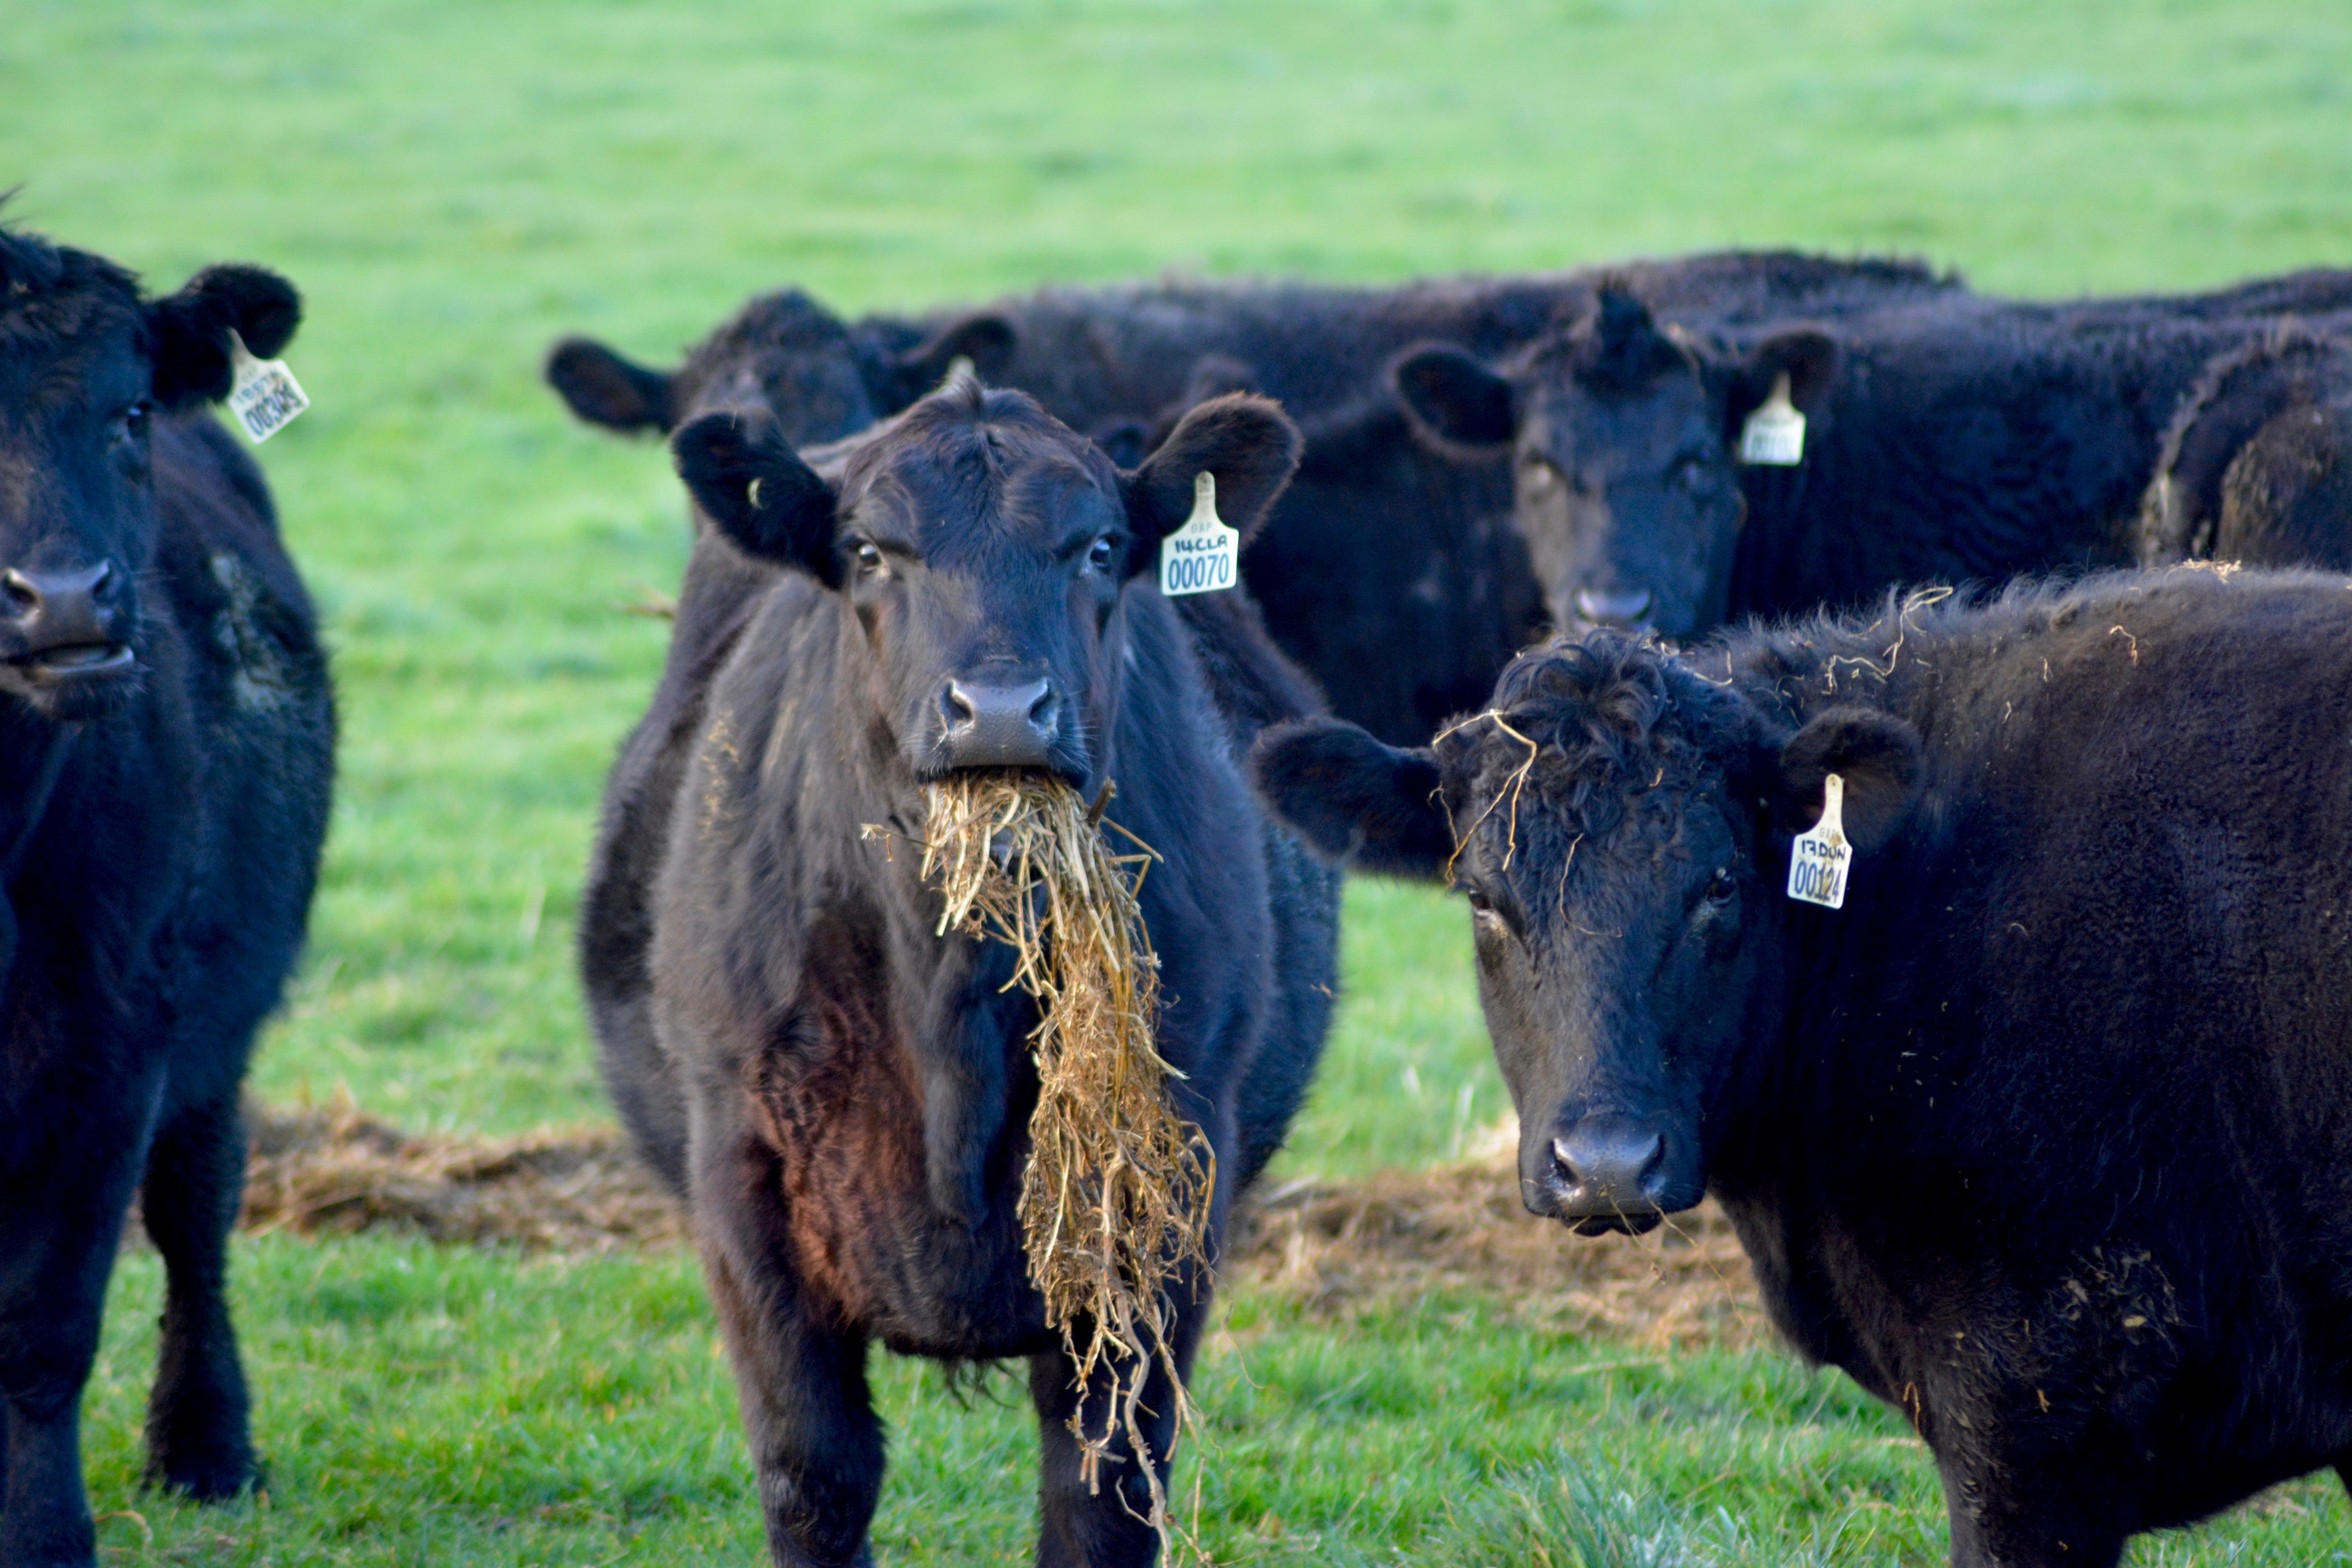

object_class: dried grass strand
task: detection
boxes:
[877,771,1214,1544]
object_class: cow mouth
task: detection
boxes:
[10,641,134,681]
[1564,1210,1666,1238]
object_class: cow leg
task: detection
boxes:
[1027,1290,1207,1568]
[0,1097,155,1568]
[137,1093,254,1500]
[695,1133,881,1568]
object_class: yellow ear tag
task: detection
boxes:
[1786,772,1851,909]
[225,330,309,445]
[1158,470,1239,597]
[1739,370,1805,466]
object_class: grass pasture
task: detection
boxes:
[8,0,2352,1560]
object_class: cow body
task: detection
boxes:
[549,253,1956,740]
[588,376,1335,1565]
[1252,569,2352,1567]
[0,228,332,1568]
[2137,324,2352,571]
[1392,272,2352,639]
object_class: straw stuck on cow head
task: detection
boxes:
[883,769,1214,1538]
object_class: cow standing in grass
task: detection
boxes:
[544,253,1956,740]
[1390,272,2352,638]
[0,225,333,1568]
[588,374,1335,1565]
[1254,570,2352,1568]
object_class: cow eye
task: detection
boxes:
[1702,867,1736,905]
[120,399,152,439]
[1086,535,1116,573]
[851,540,884,575]
[1523,459,1561,494]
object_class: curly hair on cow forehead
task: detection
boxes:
[1437,633,1748,855]
[838,369,1118,500]
[0,206,143,353]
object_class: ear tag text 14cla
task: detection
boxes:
[1739,370,1805,466]
[1786,772,1851,909]
[1158,470,1238,597]
[226,330,309,445]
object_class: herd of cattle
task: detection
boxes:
[12,213,2352,1568]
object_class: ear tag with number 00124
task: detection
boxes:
[1739,370,1805,466]
[1786,772,1852,909]
[226,330,310,445]
[1158,470,1239,597]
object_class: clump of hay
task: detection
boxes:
[901,771,1214,1534]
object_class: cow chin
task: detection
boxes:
[0,650,141,723]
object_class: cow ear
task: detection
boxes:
[1249,718,1453,880]
[1089,418,1150,470]
[892,314,1014,403]
[145,264,302,410]
[1735,327,1839,422]
[1775,705,1921,856]
[1123,392,1300,564]
[546,337,678,434]
[1391,343,1516,457]
[672,408,840,584]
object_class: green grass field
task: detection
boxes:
[10,0,2352,1560]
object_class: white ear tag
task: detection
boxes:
[1158,470,1239,597]
[1738,370,1805,466]
[1786,772,1852,910]
[225,330,309,444]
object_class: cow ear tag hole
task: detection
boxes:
[1158,470,1239,597]
[1786,771,1851,909]
[1739,370,1804,466]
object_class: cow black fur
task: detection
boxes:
[584,376,1336,1566]
[1392,272,2352,639]
[0,223,333,1568]
[2136,323,2352,570]
[1251,568,2352,1567]
[546,253,1958,741]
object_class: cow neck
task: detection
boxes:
[0,707,77,889]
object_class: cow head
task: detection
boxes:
[2137,329,2352,569]
[1250,633,1919,1234]
[546,288,1014,447]
[671,373,1298,800]
[0,225,300,720]
[1392,288,1837,639]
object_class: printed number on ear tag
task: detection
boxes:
[1158,470,1238,597]
[226,330,309,445]
[1786,772,1852,910]
[1739,370,1805,466]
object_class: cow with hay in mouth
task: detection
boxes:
[1252,569,2352,1567]
[599,370,1336,1566]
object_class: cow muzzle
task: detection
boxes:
[0,562,134,689]
[1525,1111,1691,1236]
[939,677,1062,770]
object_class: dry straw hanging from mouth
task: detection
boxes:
[897,771,1215,1535]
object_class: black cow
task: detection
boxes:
[546,254,1957,740]
[587,374,1336,1566]
[1392,271,2352,640]
[1253,569,2352,1567]
[2137,323,2352,570]
[0,226,333,1567]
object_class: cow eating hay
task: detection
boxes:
[900,771,1213,1511]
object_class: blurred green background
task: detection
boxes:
[11,1,2352,1561]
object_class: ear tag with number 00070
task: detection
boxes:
[226,330,309,445]
[1158,470,1239,597]
[1786,772,1852,909]
[1739,370,1805,466]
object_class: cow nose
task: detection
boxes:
[940,678,1059,768]
[1550,1114,1668,1219]
[1573,587,1651,628]
[2,562,121,653]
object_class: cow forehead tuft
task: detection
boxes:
[0,227,143,362]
